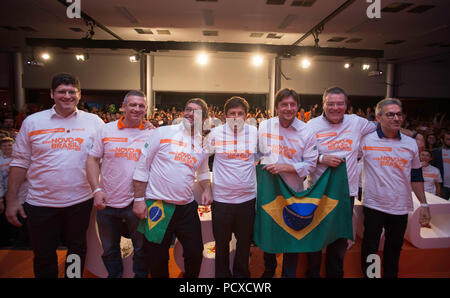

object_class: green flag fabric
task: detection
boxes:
[137,199,176,244]
[254,162,353,253]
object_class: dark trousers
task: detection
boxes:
[144,200,203,278]
[305,196,355,278]
[361,206,408,278]
[96,203,149,278]
[24,199,93,278]
[211,199,255,278]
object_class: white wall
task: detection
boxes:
[396,62,450,99]
[152,54,270,93]
[280,59,387,96]
[22,53,140,90]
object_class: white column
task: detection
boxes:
[268,57,276,116]
[13,52,25,112]
[140,54,154,117]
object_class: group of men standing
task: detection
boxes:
[5,72,432,279]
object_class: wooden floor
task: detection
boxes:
[1,237,449,278]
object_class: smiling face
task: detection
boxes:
[123,95,147,124]
[50,84,81,117]
[323,93,347,124]
[276,95,298,126]
[226,105,246,130]
[376,104,403,134]
[0,141,13,157]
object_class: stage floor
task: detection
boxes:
[0,237,449,278]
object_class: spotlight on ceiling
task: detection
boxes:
[344,63,353,69]
[196,52,209,65]
[129,54,140,63]
[252,54,264,67]
[41,53,51,60]
[75,53,89,62]
[301,58,311,69]
[362,64,370,70]
[26,57,44,67]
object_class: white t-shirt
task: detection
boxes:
[205,123,257,204]
[89,119,153,208]
[133,123,210,205]
[360,129,421,215]
[443,148,450,188]
[0,155,11,197]
[258,117,318,192]
[422,164,442,195]
[11,107,105,207]
[306,114,377,196]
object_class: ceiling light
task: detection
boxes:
[362,64,370,70]
[129,54,140,63]
[196,52,209,65]
[41,53,50,60]
[252,54,264,67]
[75,53,89,61]
[344,63,353,69]
[301,58,311,69]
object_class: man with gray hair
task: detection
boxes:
[360,97,431,278]
[86,90,152,278]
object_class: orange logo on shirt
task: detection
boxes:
[322,139,353,152]
[49,137,84,151]
[170,151,197,168]
[269,145,296,159]
[373,156,408,171]
[316,132,337,138]
[263,133,283,141]
[112,147,142,161]
[225,150,251,161]
[423,173,438,178]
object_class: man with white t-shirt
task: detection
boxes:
[431,131,450,200]
[420,150,442,197]
[86,90,152,278]
[360,98,431,278]
[6,73,105,277]
[133,98,212,278]
[204,96,258,278]
[259,88,318,278]
[305,86,377,278]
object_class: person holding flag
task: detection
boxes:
[304,86,378,278]
[132,98,212,278]
[86,90,153,278]
[257,88,318,278]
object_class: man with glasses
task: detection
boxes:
[132,98,212,278]
[6,73,105,277]
[360,98,431,278]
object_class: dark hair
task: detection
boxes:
[274,88,300,108]
[51,73,81,91]
[185,98,208,119]
[322,86,348,104]
[224,96,249,115]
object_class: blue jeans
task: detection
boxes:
[96,203,149,278]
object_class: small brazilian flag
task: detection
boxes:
[137,199,176,244]
[254,162,353,253]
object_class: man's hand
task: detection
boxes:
[201,188,213,206]
[142,120,155,130]
[419,206,431,227]
[133,200,147,219]
[93,191,108,210]
[6,200,27,227]
[320,155,344,168]
[262,163,295,175]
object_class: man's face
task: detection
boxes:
[122,96,147,123]
[226,106,246,130]
[50,84,81,116]
[276,96,298,124]
[323,93,347,124]
[0,142,13,156]
[443,134,450,148]
[183,102,204,126]
[376,104,403,133]
[420,151,432,163]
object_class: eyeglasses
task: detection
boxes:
[55,90,79,96]
[325,102,346,108]
[384,112,403,119]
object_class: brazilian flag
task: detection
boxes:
[137,199,176,244]
[254,162,353,253]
